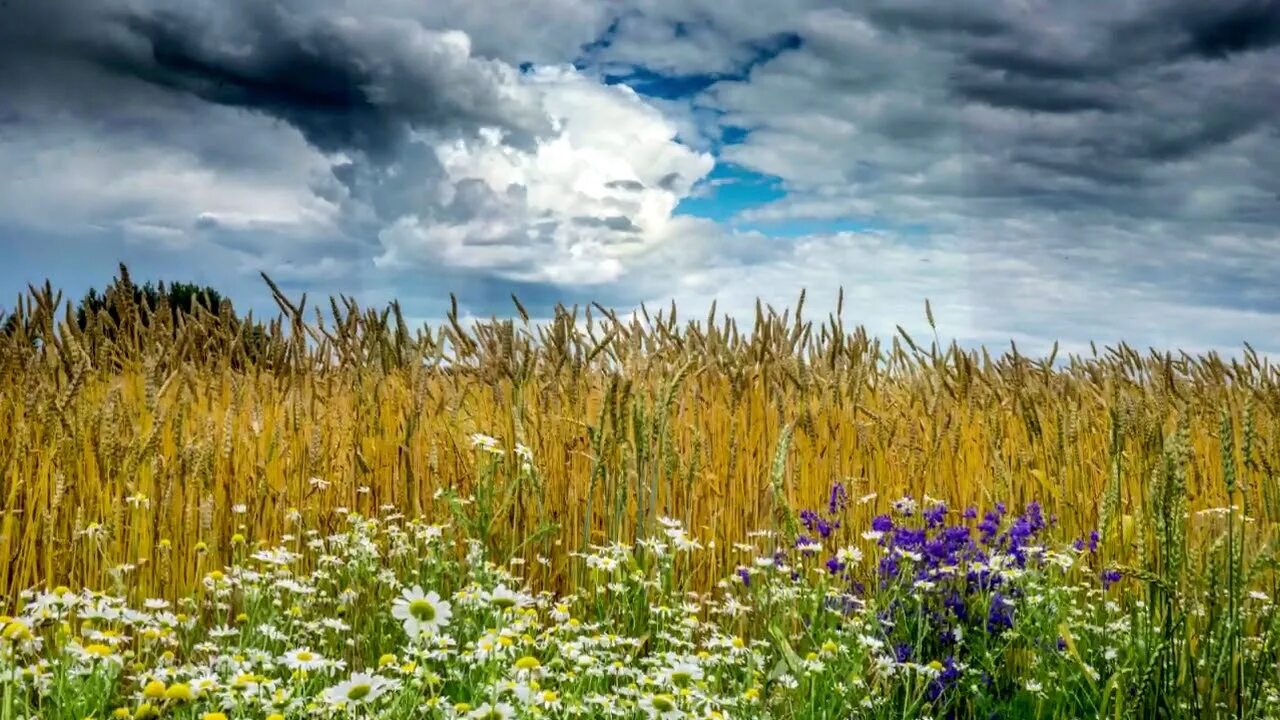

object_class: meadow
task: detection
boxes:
[1,274,1279,718]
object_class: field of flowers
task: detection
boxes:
[2,275,1280,717]
[3,474,1279,719]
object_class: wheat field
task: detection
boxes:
[1,276,1277,602]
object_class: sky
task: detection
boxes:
[2,0,1279,355]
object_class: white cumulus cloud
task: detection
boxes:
[374,66,714,284]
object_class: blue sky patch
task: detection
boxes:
[677,164,932,239]
[676,163,787,222]
[589,30,802,100]
[719,125,749,146]
[602,68,722,99]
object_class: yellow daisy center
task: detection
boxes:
[408,598,436,622]
[651,694,677,713]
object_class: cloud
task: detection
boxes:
[3,0,553,155]
[0,2,733,339]
[703,3,1280,215]
[0,0,560,272]
[375,66,714,284]
[358,0,613,65]
[651,1,1280,343]
[0,103,336,242]
[626,224,1280,356]
[546,0,1279,351]
[0,0,1277,353]
[0,0,713,294]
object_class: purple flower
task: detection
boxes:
[825,556,846,575]
[1024,502,1045,532]
[879,554,901,580]
[894,643,912,663]
[828,482,849,515]
[978,510,1002,544]
[795,535,819,556]
[801,503,840,540]
[872,514,894,533]
[1101,568,1122,590]
[893,527,927,549]
[816,518,833,539]
[736,566,751,587]
[943,590,968,621]
[923,532,970,570]
[923,502,948,528]
[799,509,819,533]
[926,656,961,701]
[986,592,1014,633]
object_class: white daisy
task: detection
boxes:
[470,702,516,720]
[662,661,704,689]
[469,433,503,454]
[323,673,397,706]
[641,693,683,720]
[837,546,863,565]
[281,647,327,672]
[391,586,452,637]
[487,584,529,611]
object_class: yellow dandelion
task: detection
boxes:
[2,620,32,642]
[142,680,166,700]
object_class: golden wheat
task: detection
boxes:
[0,278,1277,602]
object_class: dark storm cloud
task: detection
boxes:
[960,45,1124,81]
[708,0,1280,217]
[950,74,1118,114]
[1175,0,1280,58]
[0,0,550,161]
[101,9,408,158]
[4,0,632,292]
